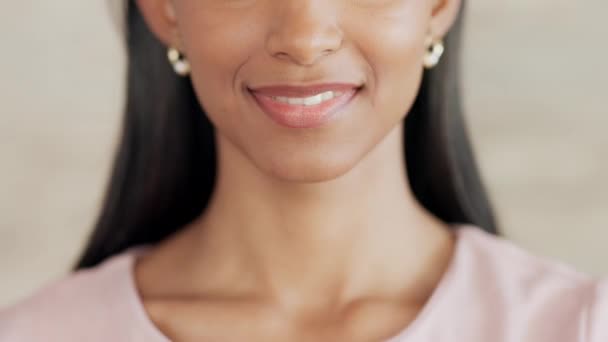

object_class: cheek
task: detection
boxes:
[347,3,429,122]
[176,9,262,128]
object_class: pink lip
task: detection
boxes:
[248,83,361,129]
[249,83,361,97]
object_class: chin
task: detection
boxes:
[259,148,363,184]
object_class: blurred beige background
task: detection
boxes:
[1,1,607,307]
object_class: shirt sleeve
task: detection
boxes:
[587,277,608,342]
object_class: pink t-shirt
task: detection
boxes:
[1,225,607,341]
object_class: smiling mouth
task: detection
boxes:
[247,83,363,129]
[267,90,346,106]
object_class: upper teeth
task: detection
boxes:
[271,91,344,106]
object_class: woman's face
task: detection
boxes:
[139,0,460,182]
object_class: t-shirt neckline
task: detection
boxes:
[120,224,474,341]
[383,225,469,341]
[123,245,172,341]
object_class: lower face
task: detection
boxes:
[173,0,433,182]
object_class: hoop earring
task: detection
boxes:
[423,37,445,69]
[167,47,191,76]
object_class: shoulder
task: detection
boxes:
[0,248,141,342]
[587,276,608,342]
[457,225,593,286]
[452,225,608,341]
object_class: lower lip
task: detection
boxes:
[249,88,360,129]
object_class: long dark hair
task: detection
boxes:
[74,0,498,270]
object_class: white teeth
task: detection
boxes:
[321,92,333,101]
[303,94,323,106]
[271,91,344,106]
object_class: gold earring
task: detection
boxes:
[423,37,445,69]
[167,47,191,76]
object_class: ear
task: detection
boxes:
[135,0,180,47]
[430,0,463,38]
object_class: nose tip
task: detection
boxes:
[272,35,342,65]
[266,7,343,66]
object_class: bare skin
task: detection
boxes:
[133,0,461,340]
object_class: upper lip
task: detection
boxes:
[248,83,362,97]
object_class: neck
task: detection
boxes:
[186,122,452,311]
